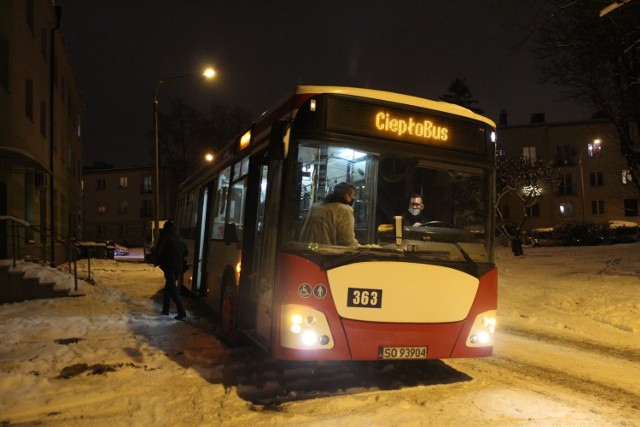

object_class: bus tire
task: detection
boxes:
[220,277,239,346]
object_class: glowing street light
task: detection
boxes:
[152,67,216,242]
[204,153,214,162]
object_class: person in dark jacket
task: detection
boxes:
[153,221,188,320]
[402,194,429,226]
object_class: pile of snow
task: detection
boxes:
[1,259,79,292]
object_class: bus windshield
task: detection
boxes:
[283,140,492,264]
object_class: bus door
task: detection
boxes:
[252,163,274,342]
[238,152,281,345]
[192,184,210,296]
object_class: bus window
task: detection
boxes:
[227,178,247,241]
[211,166,230,240]
[292,143,376,245]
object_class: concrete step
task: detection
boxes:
[0,261,73,304]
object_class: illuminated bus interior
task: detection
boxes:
[284,141,491,264]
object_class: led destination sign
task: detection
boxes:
[375,111,448,142]
[325,97,486,154]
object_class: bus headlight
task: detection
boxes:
[466,310,496,347]
[281,304,334,350]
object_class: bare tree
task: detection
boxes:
[532,0,640,192]
[158,99,200,186]
[198,103,253,156]
[159,99,252,185]
[496,155,559,255]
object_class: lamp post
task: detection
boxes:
[152,68,216,242]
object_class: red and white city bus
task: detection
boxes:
[175,85,497,361]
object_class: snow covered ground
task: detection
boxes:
[0,243,639,426]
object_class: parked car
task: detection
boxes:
[606,220,639,244]
[530,227,555,247]
[114,243,129,256]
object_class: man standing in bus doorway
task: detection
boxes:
[300,182,359,247]
[154,221,188,320]
[402,194,429,226]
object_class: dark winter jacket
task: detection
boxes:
[154,229,188,273]
[402,210,429,227]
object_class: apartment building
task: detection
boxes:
[0,0,83,264]
[497,115,639,233]
[82,165,173,246]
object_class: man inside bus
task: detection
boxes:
[402,193,429,226]
[300,182,359,247]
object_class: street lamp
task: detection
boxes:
[152,67,216,242]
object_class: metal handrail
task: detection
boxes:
[1,216,81,291]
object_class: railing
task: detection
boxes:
[0,215,81,291]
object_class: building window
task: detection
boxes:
[60,78,66,104]
[97,224,105,241]
[0,39,8,89]
[26,0,34,31]
[52,57,58,86]
[523,147,536,164]
[526,203,540,218]
[119,176,128,189]
[40,101,46,136]
[141,200,153,218]
[97,203,106,214]
[587,139,602,157]
[96,178,105,190]
[67,140,72,165]
[558,173,574,195]
[25,79,34,120]
[40,28,48,58]
[622,169,633,185]
[624,199,638,217]
[589,171,604,186]
[556,145,572,165]
[591,200,605,215]
[142,175,153,193]
[559,202,573,217]
[119,200,128,213]
[119,224,128,238]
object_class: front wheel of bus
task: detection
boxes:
[220,279,239,346]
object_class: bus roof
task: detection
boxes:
[179,84,496,192]
[260,85,496,128]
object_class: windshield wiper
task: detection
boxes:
[454,242,478,276]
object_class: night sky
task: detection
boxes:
[55,0,589,168]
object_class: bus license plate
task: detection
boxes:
[378,346,428,360]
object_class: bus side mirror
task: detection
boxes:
[269,121,290,160]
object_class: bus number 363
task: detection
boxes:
[347,287,383,308]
